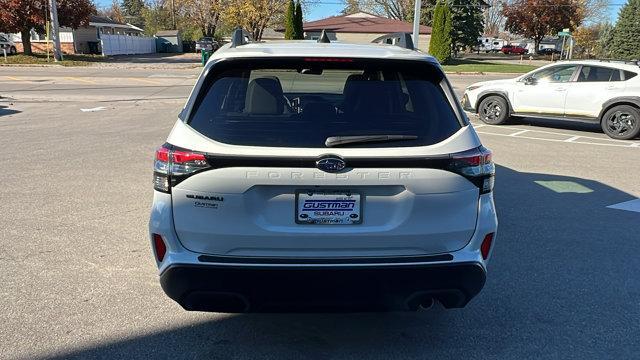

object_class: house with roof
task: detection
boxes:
[301,12,432,51]
[10,15,145,54]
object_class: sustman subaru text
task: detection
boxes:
[149,30,498,313]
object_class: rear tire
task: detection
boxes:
[601,105,640,140]
[478,95,509,125]
[9,46,17,55]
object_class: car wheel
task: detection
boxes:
[601,105,640,140]
[478,95,509,125]
[9,46,17,55]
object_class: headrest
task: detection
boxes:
[343,74,366,99]
[245,77,284,114]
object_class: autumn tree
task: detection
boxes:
[110,0,126,23]
[221,0,288,41]
[503,0,584,50]
[573,24,600,58]
[0,0,94,55]
[610,0,640,60]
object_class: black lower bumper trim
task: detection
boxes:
[160,262,486,313]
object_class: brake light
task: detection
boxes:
[303,57,353,62]
[449,146,495,194]
[153,145,210,193]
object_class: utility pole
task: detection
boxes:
[412,0,422,48]
[48,0,63,61]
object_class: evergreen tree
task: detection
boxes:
[450,0,485,56]
[429,1,453,63]
[595,23,615,58]
[294,1,304,39]
[284,0,296,40]
[610,0,640,60]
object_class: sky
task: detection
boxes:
[93,1,625,24]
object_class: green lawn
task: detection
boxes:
[1,54,105,66]
[442,59,539,74]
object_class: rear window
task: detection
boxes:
[187,58,462,148]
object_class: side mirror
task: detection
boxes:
[524,76,537,85]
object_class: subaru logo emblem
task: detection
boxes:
[316,156,346,172]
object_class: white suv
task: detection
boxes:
[149,30,498,313]
[462,60,640,140]
[0,34,17,55]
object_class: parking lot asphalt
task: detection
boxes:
[1,66,639,360]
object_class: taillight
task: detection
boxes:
[449,146,495,194]
[153,144,210,193]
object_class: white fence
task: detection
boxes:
[100,34,156,56]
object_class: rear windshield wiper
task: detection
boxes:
[325,135,418,147]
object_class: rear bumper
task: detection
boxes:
[160,261,486,313]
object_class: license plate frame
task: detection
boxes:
[295,190,362,225]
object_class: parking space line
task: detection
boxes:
[564,136,581,142]
[469,121,634,143]
[630,143,640,147]
[509,129,529,137]
[472,124,486,128]
[5,76,23,81]
[475,131,639,149]
[65,77,96,84]
[128,77,163,85]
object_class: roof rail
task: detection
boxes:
[317,29,330,43]
[371,32,414,50]
[230,28,252,48]
[598,58,640,66]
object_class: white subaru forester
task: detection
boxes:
[149,31,498,313]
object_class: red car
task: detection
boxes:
[500,45,528,55]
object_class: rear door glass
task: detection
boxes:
[188,58,462,148]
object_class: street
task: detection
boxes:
[1,66,639,359]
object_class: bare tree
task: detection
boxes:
[580,0,610,24]
[483,0,506,37]
[178,0,222,37]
